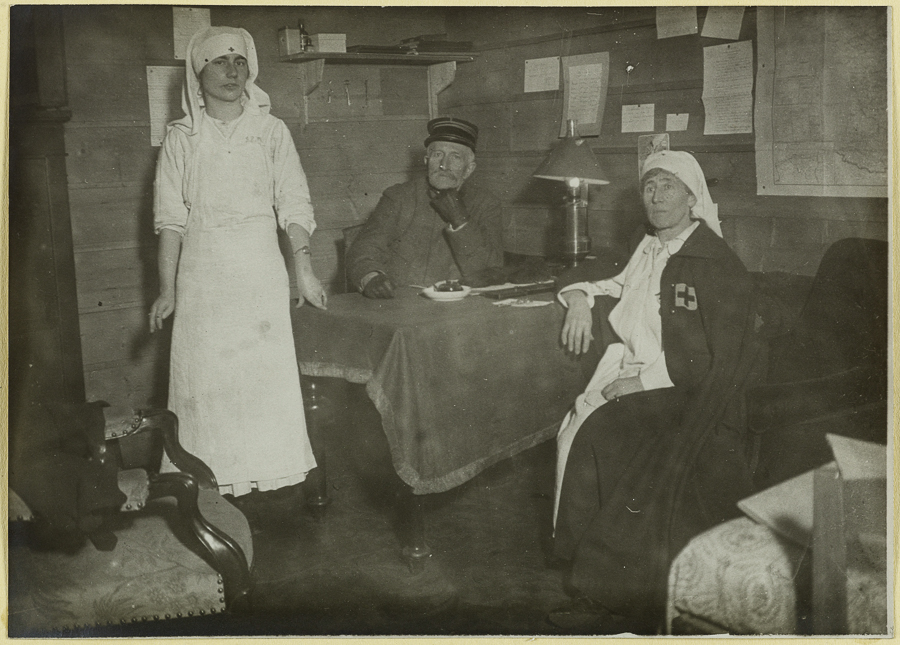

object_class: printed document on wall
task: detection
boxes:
[524,57,560,93]
[702,41,753,135]
[656,7,698,39]
[173,7,210,59]
[560,52,609,137]
[147,66,184,146]
[701,7,745,40]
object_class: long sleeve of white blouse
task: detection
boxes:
[556,272,626,309]
[270,120,316,236]
[153,128,190,236]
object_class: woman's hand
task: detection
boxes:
[149,291,175,333]
[296,266,327,309]
[601,376,644,401]
[561,290,593,354]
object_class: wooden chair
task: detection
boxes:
[8,404,252,635]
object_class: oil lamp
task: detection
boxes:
[533,120,609,266]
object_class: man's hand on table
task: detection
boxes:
[561,290,593,354]
[362,273,396,299]
[601,376,644,401]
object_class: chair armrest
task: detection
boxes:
[137,409,219,490]
[150,472,251,611]
[104,407,218,490]
[747,366,887,435]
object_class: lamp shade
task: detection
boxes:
[533,133,609,185]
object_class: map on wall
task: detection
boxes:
[755,7,888,197]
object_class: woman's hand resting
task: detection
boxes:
[601,376,644,401]
[561,290,593,354]
[149,291,175,333]
[296,266,327,309]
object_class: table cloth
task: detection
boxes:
[291,287,590,494]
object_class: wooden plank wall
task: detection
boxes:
[62,6,446,407]
[441,7,888,274]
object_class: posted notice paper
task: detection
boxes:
[656,7,698,39]
[622,104,655,133]
[567,63,603,126]
[666,113,689,131]
[702,40,754,135]
[147,66,184,146]
[701,7,745,40]
[524,56,560,93]
[173,7,210,59]
[560,52,609,137]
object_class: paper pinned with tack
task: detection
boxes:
[656,7,698,39]
[566,63,604,126]
[666,113,689,131]
[701,7,745,40]
[702,41,754,134]
[827,434,887,480]
[147,66,184,146]
[622,104,655,133]
[524,56,560,93]
[173,7,210,59]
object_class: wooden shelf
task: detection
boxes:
[279,52,476,66]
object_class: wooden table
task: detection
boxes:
[291,287,592,567]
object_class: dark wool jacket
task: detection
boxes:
[567,221,768,628]
[346,175,504,289]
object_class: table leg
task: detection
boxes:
[399,484,432,572]
[300,376,331,519]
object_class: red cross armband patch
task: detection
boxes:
[674,283,697,311]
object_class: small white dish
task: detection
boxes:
[422,282,472,301]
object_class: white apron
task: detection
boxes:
[166,114,316,496]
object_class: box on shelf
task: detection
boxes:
[278,27,306,57]
[310,33,346,53]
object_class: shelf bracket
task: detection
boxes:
[427,61,457,120]
[294,59,325,125]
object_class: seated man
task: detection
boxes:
[549,151,767,634]
[346,117,504,298]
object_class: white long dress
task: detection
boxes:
[553,222,699,525]
[154,109,317,496]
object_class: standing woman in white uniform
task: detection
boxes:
[149,26,327,497]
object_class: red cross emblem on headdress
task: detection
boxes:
[674,283,697,311]
[228,47,235,52]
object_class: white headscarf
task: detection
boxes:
[178,26,271,136]
[641,150,721,238]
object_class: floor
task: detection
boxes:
[80,378,576,637]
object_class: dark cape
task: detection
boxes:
[554,222,768,632]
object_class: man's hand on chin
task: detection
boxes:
[429,188,469,229]
[362,273,395,299]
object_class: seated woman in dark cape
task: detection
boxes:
[549,150,767,634]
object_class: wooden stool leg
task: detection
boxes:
[399,485,432,572]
